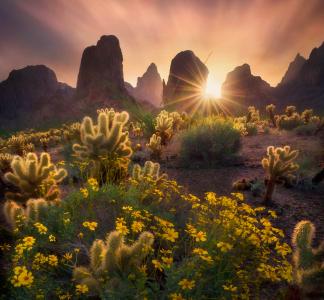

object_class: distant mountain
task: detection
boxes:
[127,63,162,107]
[278,53,306,86]
[163,50,208,112]
[0,65,74,131]
[221,64,274,111]
[222,42,324,113]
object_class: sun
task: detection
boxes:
[204,77,222,98]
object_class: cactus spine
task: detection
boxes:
[291,220,324,297]
[73,231,154,295]
[4,152,67,203]
[261,146,299,204]
[73,109,132,182]
[132,161,167,183]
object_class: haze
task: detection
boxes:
[1,0,324,87]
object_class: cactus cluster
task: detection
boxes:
[3,198,60,228]
[4,152,67,203]
[261,146,299,204]
[5,135,35,156]
[291,220,324,297]
[73,109,132,181]
[132,161,167,183]
[73,230,154,295]
[146,134,162,159]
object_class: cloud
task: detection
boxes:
[1,0,324,87]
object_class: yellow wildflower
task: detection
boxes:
[162,228,179,242]
[49,234,56,242]
[169,293,185,300]
[131,221,145,233]
[194,231,207,242]
[217,242,233,252]
[152,259,163,272]
[82,221,98,231]
[34,222,48,235]
[22,236,35,250]
[80,188,89,198]
[223,284,237,292]
[48,254,58,267]
[11,266,34,287]
[178,278,195,290]
[76,284,89,294]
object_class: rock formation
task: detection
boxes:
[279,53,306,86]
[163,50,208,112]
[128,63,162,107]
[0,65,74,131]
[76,35,127,102]
[221,64,274,111]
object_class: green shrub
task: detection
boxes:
[179,116,241,166]
[294,123,317,136]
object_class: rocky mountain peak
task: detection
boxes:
[163,50,209,111]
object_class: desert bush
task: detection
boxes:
[4,152,67,203]
[179,116,241,166]
[245,122,258,135]
[73,109,132,184]
[294,123,317,136]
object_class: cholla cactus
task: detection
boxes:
[266,104,276,127]
[301,109,313,124]
[285,106,297,117]
[132,161,167,183]
[246,106,260,123]
[0,153,13,174]
[291,220,324,297]
[3,198,60,228]
[73,110,132,181]
[73,231,154,295]
[6,135,35,156]
[146,134,162,159]
[4,152,67,203]
[261,146,299,204]
[155,110,173,145]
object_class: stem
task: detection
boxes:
[264,178,275,205]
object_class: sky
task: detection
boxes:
[1,0,324,88]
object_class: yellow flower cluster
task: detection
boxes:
[11,266,34,288]
[115,217,129,235]
[32,253,59,269]
[186,224,207,242]
[87,178,99,191]
[82,221,98,231]
[34,222,48,235]
[178,278,195,290]
[131,221,145,233]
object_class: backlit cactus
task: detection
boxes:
[155,110,173,145]
[291,220,324,297]
[146,134,162,159]
[132,161,167,183]
[4,152,67,203]
[266,104,276,127]
[73,230,154,295]
[261,146,299,204]
[246,106,260,123]
[73,109,132,182]
[3,198,60,228]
